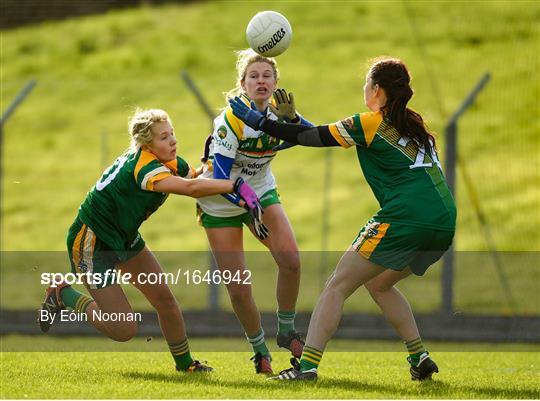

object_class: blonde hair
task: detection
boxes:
[128,108,171,151]
[224,48,280,101]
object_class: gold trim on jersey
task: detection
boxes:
[377,119,416,161]
[134,150,159,182]
[134,150,179,191]
[164,158,180,175]
[146,171,172,191]
[225,107,246,140]
[328,123,354,148]
[141,166,171,190]
[359,111,383,147]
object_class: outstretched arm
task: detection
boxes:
[153,175,234,198]
[261,120,339,147]
[229,97,339,148]
[153,171,269,240]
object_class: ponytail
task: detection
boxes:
[369,58,434,149]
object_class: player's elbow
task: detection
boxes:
[180,180,198,198]
[182,180,206,198]
[163,177,199,198]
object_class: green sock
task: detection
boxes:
[169,338,193,371]
[247,329,270,356]
[405,337,426,366]
[59,286,93,313]
[277,310,296,335]
[299,345,323,372]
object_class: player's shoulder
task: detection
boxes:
[358,110,384,126]
[134,148,161,167]
[134,149,172,178]
[357,111,384,141]
[164,155,190,177]
[223,95,251,140]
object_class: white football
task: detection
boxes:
[246,11,292,57]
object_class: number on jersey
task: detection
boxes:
[95,156,128,191]
[398,137,441,170]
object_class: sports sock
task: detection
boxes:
[59,286,93,313]
[405,337,426,366]
[277,310,296,335]
[299,345,323,372]
[247,329,270,356]
[169,338,194,371]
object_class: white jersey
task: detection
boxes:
[197,95,281,217]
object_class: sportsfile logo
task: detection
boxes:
[257,28,286,53]
[40,269,252,287]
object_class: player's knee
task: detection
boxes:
[279,252,300,274]
[150,290,179,314]
[365,280,393,296]
[323,272,336,288]
[226,284,252,305]
[110,322,138,342]
[323,276,347,297]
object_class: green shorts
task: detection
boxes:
[66,217,146,289]
[198,188,281,228]
[351,219,454,276]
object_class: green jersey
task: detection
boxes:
[328,111,456,231]
[78,149,193,250]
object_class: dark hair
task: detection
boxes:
[368,58,434,149]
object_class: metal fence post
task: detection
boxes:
[441,72,491,315]
[442,121,457,314]
[180,70,220,311]
[319,147,332,290]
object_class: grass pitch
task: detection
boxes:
[1,337,539,399]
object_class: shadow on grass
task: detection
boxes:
[217,377,447,396]
[220,377,539,399]
[121,371,217,384]
[120,371,539,399]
